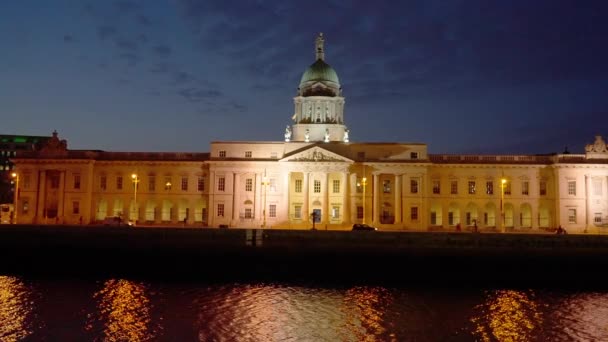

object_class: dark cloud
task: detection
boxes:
[114,38,137,51]
[178,88,223,103]
[117,52,140,66]
[172,71,194,84]
[136,33,148,44]
[153,45,172,58]
[63,34,75,43]
[113,0,141,13]
[97,25,117,41]
[149,62,169,73]
[137,15,151,26]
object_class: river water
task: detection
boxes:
[1,274,607,341]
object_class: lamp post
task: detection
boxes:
[261,171,269,228]
[500,178,506,233]
[11,172,18,224]
[131,173,139,222]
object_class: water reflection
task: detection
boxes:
[0,275,36,341]
[471,289,543,341]
[86,279,157,341]
[547,292,608,341]
[341,286,395,341]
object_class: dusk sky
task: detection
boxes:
[1,1,607,154]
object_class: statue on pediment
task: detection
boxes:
[40,130,68,157]
[586,135,608,153]
[284,125,292,142]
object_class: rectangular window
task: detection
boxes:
[568,208,576,223]
[244,208,252,218]
[219,150,226,158]
[466,212,472,226]
[295,179,302,193]
[73,174,80,190]
[50,175,59,189]
[593,179,602,196]
[164,177,172,190]
[568,181,576,196]
[486,181,493,195]
[540,181,547,196]
[468,181,476,194]
[432,180,440,194]
[149,176,156,192]
[181,176,188,191]
[22,200,29,214]
[218,177,225,191]
[356,206,363,219]
[595,213,602,224]
[116,176,123,190]
[269,178,277,192]
[333,180,340,193]
[504,182,511,195]
[383,180,391,193]
[430,212,437,225]
[314,180,321,193]
[245,178,253,192]
[411,206,418,220]
[269,204,277,218]
[72,201,80,215]
[448,212,454,226]
[356,178,363,193]
[411,179,419,194]
[217,203,224,217]
[410,152,418,159]
[294,205,302,219]
[245,151,252,158]
[332,206,340,219]
[100,175,107,190]
[197,177,204,192]
[450,180,458,195]
[522,181,529,195]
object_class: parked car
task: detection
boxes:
[352,224,377,231]
[103,216,134,227]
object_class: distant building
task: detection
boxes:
[10,35,608,233]
[0,134,50,204]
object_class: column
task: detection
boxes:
[232,173,239,224]
[36,170,47,223]
[323,172,329,225]
[342,172,349,225]
[373,173,379,225]
[394,174,402,226]
[284,172,291,224]
[585,174,591,232]
[58,171,65,224]
[303,172,309,224]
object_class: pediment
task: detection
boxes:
[280,146,352,163]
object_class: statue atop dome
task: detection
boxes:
[315,32,325,61]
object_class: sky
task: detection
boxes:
[1,0,607,154]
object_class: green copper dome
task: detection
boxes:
[299,59,340,86]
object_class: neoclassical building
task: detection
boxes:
[11,34,608,233]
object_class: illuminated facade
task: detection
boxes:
[11,35,608,233]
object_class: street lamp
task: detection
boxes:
[261,171,269,228]
[131,173,139,222]
[500,178,507,233]
[11,172,18,224]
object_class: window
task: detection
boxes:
[181,176,188,191]
[244,208,252,218]
[411,207,418,220]
[217,203,224,217]
[116,176,123,190]
[197,177,205,192]
[100,175,107,190]
[50,175,59,189]
[568,208,576,223]
[504,182,511,195]
[269,178,277,192]
[595,213,602,224]
[245,151,252,158]
[22,200,28,214]
[486,181,493,195]
[332,206,340,219]
[568,181,576,196]
[356,206,363,219]
[314,180,321,193]
[410,152,418,160]
[432,180,440,194]
[164,177,172,190]
[219,150,226,158]
[451,180,458,195]
[72,201,80,215]
[430,212,437,225]
[593,179,602,196]
[149,176,156,191]
[295,179,302,193]
[73,174,80,190]
[245,178,253,192]
[448,212,454,226]
[294,205,302,219]
[522,181,529,195]
[333,180,340,193]
[466,212,472,226]
[269,204,276,218]
[410,179,419,194]
[218,177,225,191]
[383,180,391,193]
[540,181,547,196]
[468,181,476,194]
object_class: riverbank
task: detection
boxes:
[1,225,608,287]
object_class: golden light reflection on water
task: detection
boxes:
[341,286,396,342]
[86,279,156,341]
[0,276,35,341]
[471,289,543,342]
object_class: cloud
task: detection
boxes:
[137,15,151,26]
[178,88,223,103]
[113,0,141,13]
[63,34,75,43]
[149,62,169,73]
[97,25,117,41]
[115,38,137,50]
[153,44,172,58]
[117,52,140,66]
